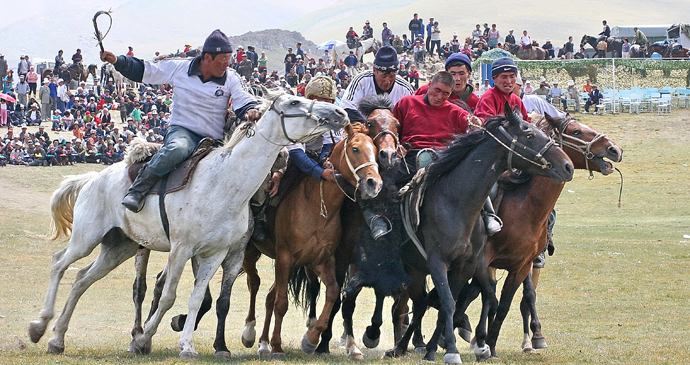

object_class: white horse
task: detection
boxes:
[333,38,382,65]
[103,62,133,94]
[28,92,349,359]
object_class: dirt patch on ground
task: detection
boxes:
[0,175,51,215]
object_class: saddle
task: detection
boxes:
[127,138,217,195]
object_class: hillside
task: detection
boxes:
[227,30,318,72]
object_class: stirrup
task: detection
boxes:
[416,148,438,169]
[368,214,392,240]
[482,212,503,236]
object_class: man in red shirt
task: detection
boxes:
[414,53,478,111]
[474,57,529,123]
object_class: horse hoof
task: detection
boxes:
[28,321,46,343]
[215,350,232,360]
[338,332,348,349]
[131,335,151,355]
[170,314,186,332]
[362,331,380,349]
[474,344,491,361]
[457,328,472,343]
[269,352,286,360]
[348,351,364,361]
[301,333,318,354]
[385,348,406,358]
[523,346,536,354]
[242,320,256,348]
[180,350,198,359]
[532,336,548,349]
[47,339,64,354]
[414,346,427,354]
[422,351,435,362]
[257,340,271,356]
[444,352,462,364]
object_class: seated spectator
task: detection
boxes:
[408,64,420,90]
[439,42,452,59]
[26,104,42,126]
[548,80,562,103]
[413,40,426,64]
[523,80,534,94]
[584,84,603,114]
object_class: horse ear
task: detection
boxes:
[344,123,356,138]
[504,102,516,125]
[543,112,560,128]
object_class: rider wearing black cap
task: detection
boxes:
[101,29,262,212]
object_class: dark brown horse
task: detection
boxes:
[65,63,97,84]
[580,35,623,58]
[648,44,690,58]
[250,124,382,359]
[448,113,623,357]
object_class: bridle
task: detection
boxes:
[335,133,379,202]
[269,96,336,144]
[549,116,607,179]
[469,119,555,171]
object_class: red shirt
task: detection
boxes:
[474,87,529,123]
[394,94,469,150]
[415,84,479,111]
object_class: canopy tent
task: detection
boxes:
[611,25,671,44]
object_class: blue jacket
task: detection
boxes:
[49,83,58,98]
[426,23,434,37]
[589,89,603,104]
[288,143,333,180]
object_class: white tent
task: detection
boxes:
[611,25,671,43]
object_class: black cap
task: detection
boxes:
[203,29,233,54]
[373,46,398,72]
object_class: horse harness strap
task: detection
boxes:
[269,97,332,145]
[553,117,606,179]
[159,175,171,240]
[333,134,378,202]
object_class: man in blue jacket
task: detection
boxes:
[408,13,423,40]
[583,84,603,114]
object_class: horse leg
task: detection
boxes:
[522,272,547,350]
[241,244,262,348]
[28,222,109,347]
[302,257,338,354]
[486,265,531,357]
[314,283,341,355]
[129,247,150,352]
[257,283,275,356]
[268,255,291,359]
[362,290,385,349]
[305,267,320,331]
[423,265,464,364]
[132,245,193,356]
[341,285,364,360]
[471,265,497,360]
[385,267,427,358]
[47,230,139,354]
[392,291,408,344]
[170,256,213,332]
[176,249,233,359]
[454,280,480,344]
[211,251,245,360]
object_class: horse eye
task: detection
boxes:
[366,122,372,127]
[573,130,581,135]
[352,147,359,152]
[290,100,299,105]
[525,134,533,139]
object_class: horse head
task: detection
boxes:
[499,102,573,183]
[542,113,622,175]
[331,124,382,200]
[358,95,400,169]
[580,34,595,50]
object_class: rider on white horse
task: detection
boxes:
[100,29,262,212]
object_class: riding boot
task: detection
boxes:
[547,209,556,256]
[122,166,161,212]
[482,196,503,236]
[361,207,392,240]
[251,203,268,242]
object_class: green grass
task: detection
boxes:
[1,109,689,364]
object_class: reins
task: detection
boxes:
[551,117,607,180]
[250,96,333,146]
[332,134,379,204]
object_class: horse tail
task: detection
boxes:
[48,172,99,240]
[288,266,319,315]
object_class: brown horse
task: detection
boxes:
[251,124,382,360]
[505,43,547,60]
[66,63,97,84]
[453,113,623,357]
[648,44,690,58]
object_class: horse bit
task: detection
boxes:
[551,117,607,179]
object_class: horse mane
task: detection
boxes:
[424,116,506,187]
[221,89,285,151]
[358,95,393,116]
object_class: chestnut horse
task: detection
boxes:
[448,113,623,357]
[648,44,690,58]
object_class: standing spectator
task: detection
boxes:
[49,78,58,112]
[295,43,305,60]
[16,75,29,108]
[0,55,7,82]
[488,24,500,49]
[417,18,425,43]
[238,54,253,81]
[621,38,631,58]
[472,24,483,44]
[584,84,603,114]
[39,79,51,122]
[246,46,258,68]
[0,99,7,127]
[286,68,299,87]
[322,50,332,68]
[429,21,441,56]
[425,18,434,52]
[18,55,31,78]
[284,47,297,74]
[597,38,607,58]
[408,64,419,90]
[564,36,575,59]
[505,29,516,45]
[296,59,306,82]
[3,70,13,93]
[57,79,68,112]
[482,23,490,41]
[126,46,134,57]
[258,52,268,73]
[408,13,423,40]
[397,63,409,81]
[344,51,358,75]
[26,66,39,98]
[382,22,394,46]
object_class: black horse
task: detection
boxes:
[385,104,573,363]
[580,34,623,58]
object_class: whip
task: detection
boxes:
[93,10,113,53]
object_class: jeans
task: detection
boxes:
[146,125,204,176]
[429,40,440,55]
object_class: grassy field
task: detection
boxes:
[0,108,689,364]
